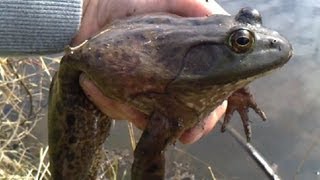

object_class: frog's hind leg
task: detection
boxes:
[132,111,177,180]
[48,70,112,179]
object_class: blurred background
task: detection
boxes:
[183,0,320,179]
[1,0,319,179]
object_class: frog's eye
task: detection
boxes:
[228,29,255,53]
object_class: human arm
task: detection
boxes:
[0,0,82,55]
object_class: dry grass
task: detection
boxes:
[0,56,58,179]
[0,56,220,180]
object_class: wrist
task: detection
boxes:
[72,0,100,45]
[82,0,90,18]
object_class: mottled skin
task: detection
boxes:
[48,8,292,180]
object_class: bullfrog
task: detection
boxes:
[48,7,292,180]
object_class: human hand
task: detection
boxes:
[72,0,228,45]
[74,0,229,144]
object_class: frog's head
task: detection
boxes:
[170,7,293,90]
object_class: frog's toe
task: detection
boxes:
[221,87,267,141]
[221,97,252,142]
[248,99,267,121]
[238,109,252,142]
[221,106,235,133]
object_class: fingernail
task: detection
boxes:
[79,73,87,84]
[79,74,93,91]
[220,100,228,110]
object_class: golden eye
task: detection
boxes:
[228,29,255,53]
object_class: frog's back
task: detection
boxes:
[68,13,233,102]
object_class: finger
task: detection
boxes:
[96,0,168,27]
[179,100,228,144]
[97,0,228,27]
[79,74,148,129]
[72,0,100,45]
[168,0,229,16]
[74,0,228,44]
[203,100,228,135]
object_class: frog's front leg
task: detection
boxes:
[221,87,267,141]
[132,111,180,180]
[48,64,112,179]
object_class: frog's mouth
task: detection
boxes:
[170,30,292,88]
[216,37,293,85]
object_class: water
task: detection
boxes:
[184,0,320,179]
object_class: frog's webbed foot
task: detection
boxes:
[221,87,267,141]
[132,111,177,180]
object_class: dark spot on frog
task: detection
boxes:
[56,101,64,114]
[95,51,103,60]
[112,39,124,48]
[134,33,147,41]
[80,53,91,64]
[66,152,75,161]
[113,51,119,58]
[66,114,75,127]
[68,135,77,144]
[68,164,74,170]
[182,178,193,180]
[147,163,160,173]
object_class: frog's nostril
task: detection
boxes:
[269,37,293,58]
[269,39,281,50]
[270,39,277,46]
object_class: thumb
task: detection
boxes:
[79,74,148,129]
